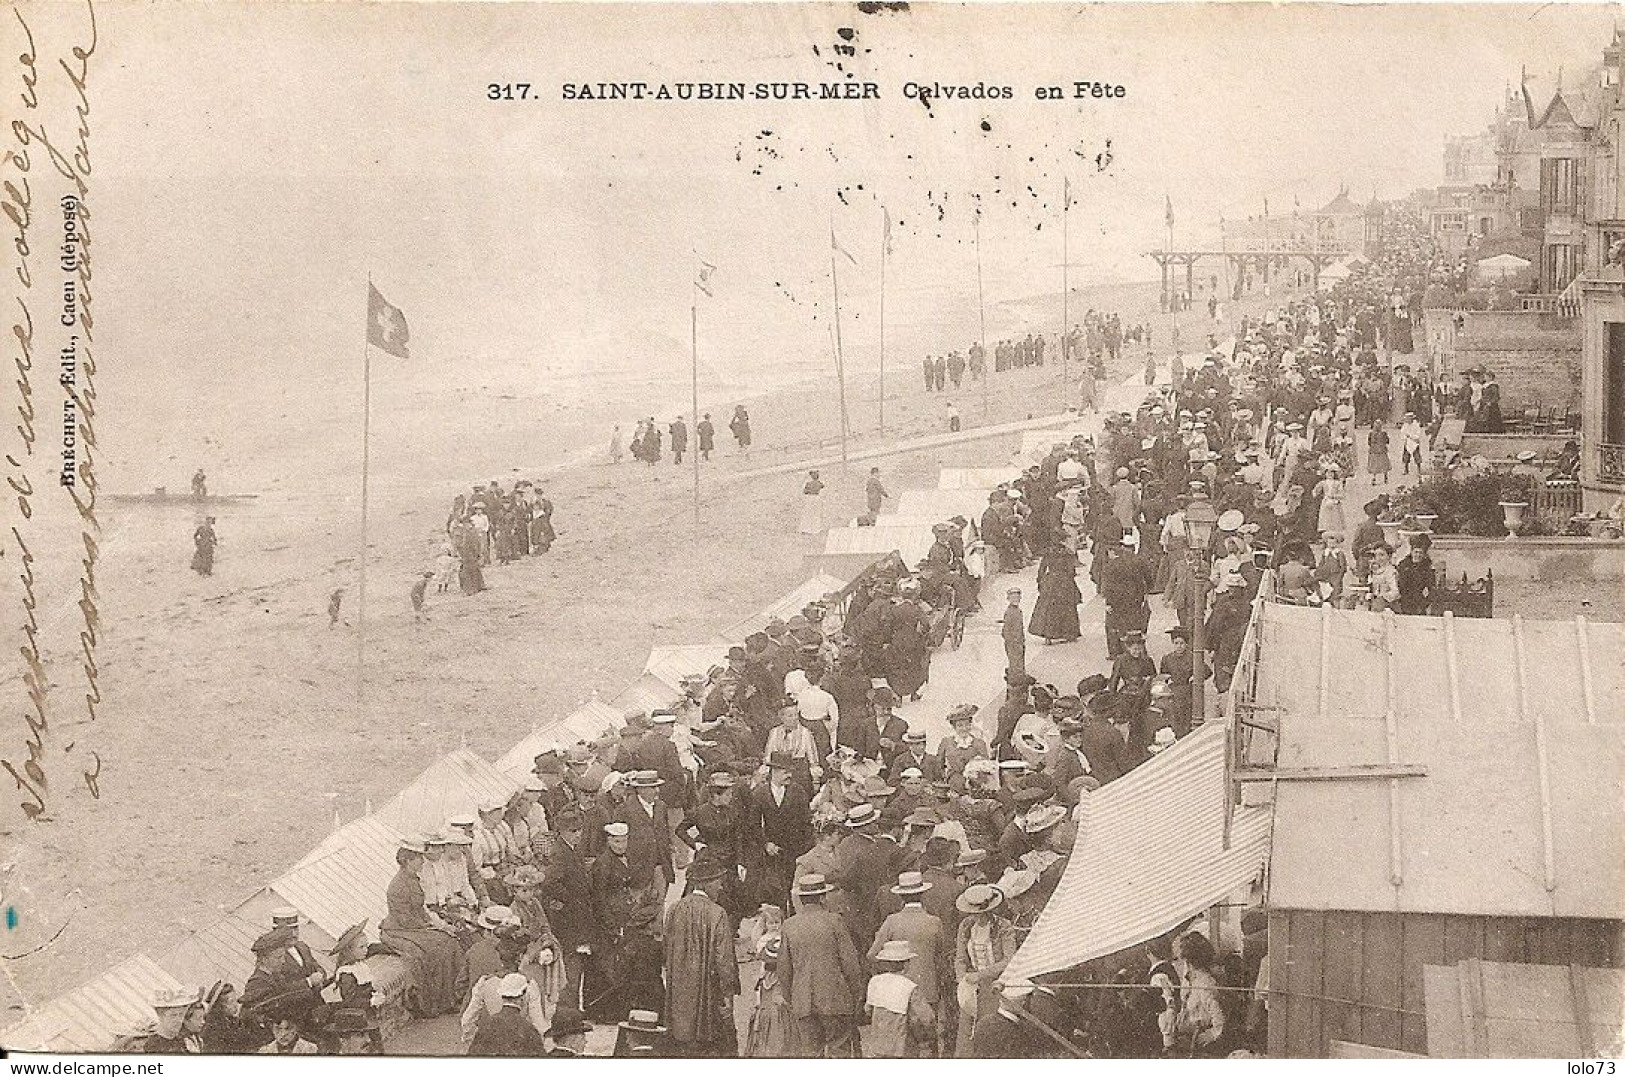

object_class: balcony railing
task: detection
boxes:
[1518,293,1580,316]
[1601,443,1625,485]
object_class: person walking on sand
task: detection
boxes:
[328,588,344,627]
[800,471,826,535]
[670,415,688,466]
[865,467,889,522]
[697,413,715,462]
[730,405,752,454]
[411,571,433,622]
[610,424,624,464]
[947,402,961,433]
[192,516,219,576]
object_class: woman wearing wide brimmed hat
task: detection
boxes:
[951,883,1019,1057]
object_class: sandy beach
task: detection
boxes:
[2,274,1214,1007]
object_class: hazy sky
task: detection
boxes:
[71,2,1622,425]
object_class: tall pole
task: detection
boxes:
[1191,556,1207,725]
[878,217,887,438]
[691,287,700,527]
[830,250,850,471]
[1062,177,1070,387]
[975,208,988,421]
[357,280,373,712]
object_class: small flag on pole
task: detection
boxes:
[366,283,410,359]
[695,257,717,298]
[882,208,893,257]
[1164,194,1174,230]
[832,229,858,267]
[1064,176,1071,211]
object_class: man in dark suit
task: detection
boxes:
[853,686,909,763]
[779,875,863,1058]
[884,729,942,780]
[614,771,675,891]
[1074,691,1133,786]
[746,753,813,914]
[541,808,598,1010]
[635,712,688,808]
[830,803,899,952]
[469,976,547,1056]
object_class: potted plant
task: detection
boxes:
[1498,498,1528,538]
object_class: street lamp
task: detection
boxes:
[1183,490,1218,725]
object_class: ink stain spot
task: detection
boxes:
[980,119,992,133]
[5,907,17,930]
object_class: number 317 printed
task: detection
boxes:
[487,83,532,100]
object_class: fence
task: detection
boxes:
[1534,478,1583,530]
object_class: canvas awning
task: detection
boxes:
[1003,722,1273,981]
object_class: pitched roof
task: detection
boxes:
[822,523,941,568]
[2,954,184,1052]
[1318,189,1363,216]
[493,698,623,780]
[644,644,729,693]
[1256,604,1625,918]
[719,573,849,641]
[938,466,1020,490]
[372,748,521,837]
[1004,722,1273,981]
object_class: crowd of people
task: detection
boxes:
[435,480,560,599]
[141,206,1505,1060]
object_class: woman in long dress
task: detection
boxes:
[798,471,825,534]
[1028,543,1082,643]
[380,842,469,1018]
[609,424,624,464]
[1366,421,1391,485]
[1314,466,1347,540]
[454,521,485,595]
[883,598,931,701]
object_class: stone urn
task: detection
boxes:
[1498,501,1528,538]
[1378,518,1402,548]
[1414,513,1438,533]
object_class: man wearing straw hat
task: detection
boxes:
[779,873,863,1058]
[870,871,947,1033]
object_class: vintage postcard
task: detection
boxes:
[0,0,1621,1062]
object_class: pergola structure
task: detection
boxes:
[1146,244,1350,308]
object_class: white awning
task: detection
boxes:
[1004,722,1273,981]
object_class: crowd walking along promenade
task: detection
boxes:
[2,2,1623,1064]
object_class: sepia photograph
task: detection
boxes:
[0,0,1622,1062]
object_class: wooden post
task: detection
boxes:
[976,209,988,421]
[691,292,700,526]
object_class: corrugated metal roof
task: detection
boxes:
[373,748,522,838]
[894,488,995,522]
[719,573,849,641]
[644,644,729,692]
[297,813,405,874]
[938,467,1018,490]
[1004,722,1273,981]
[823,525,937,568]
[3,954,184,1053]
[1257,604,1625,918]
[493,699,624,779]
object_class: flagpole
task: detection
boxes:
[975,208,988,422]
[1061,177,1070,389]
[830,241,850,473]
[691,284,700,528]
[878,215,886,439]
[358,276,373,713]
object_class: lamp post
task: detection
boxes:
[1183,489,1218,725]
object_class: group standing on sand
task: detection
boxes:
[429,480,560,606]
[615,406,748,467]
